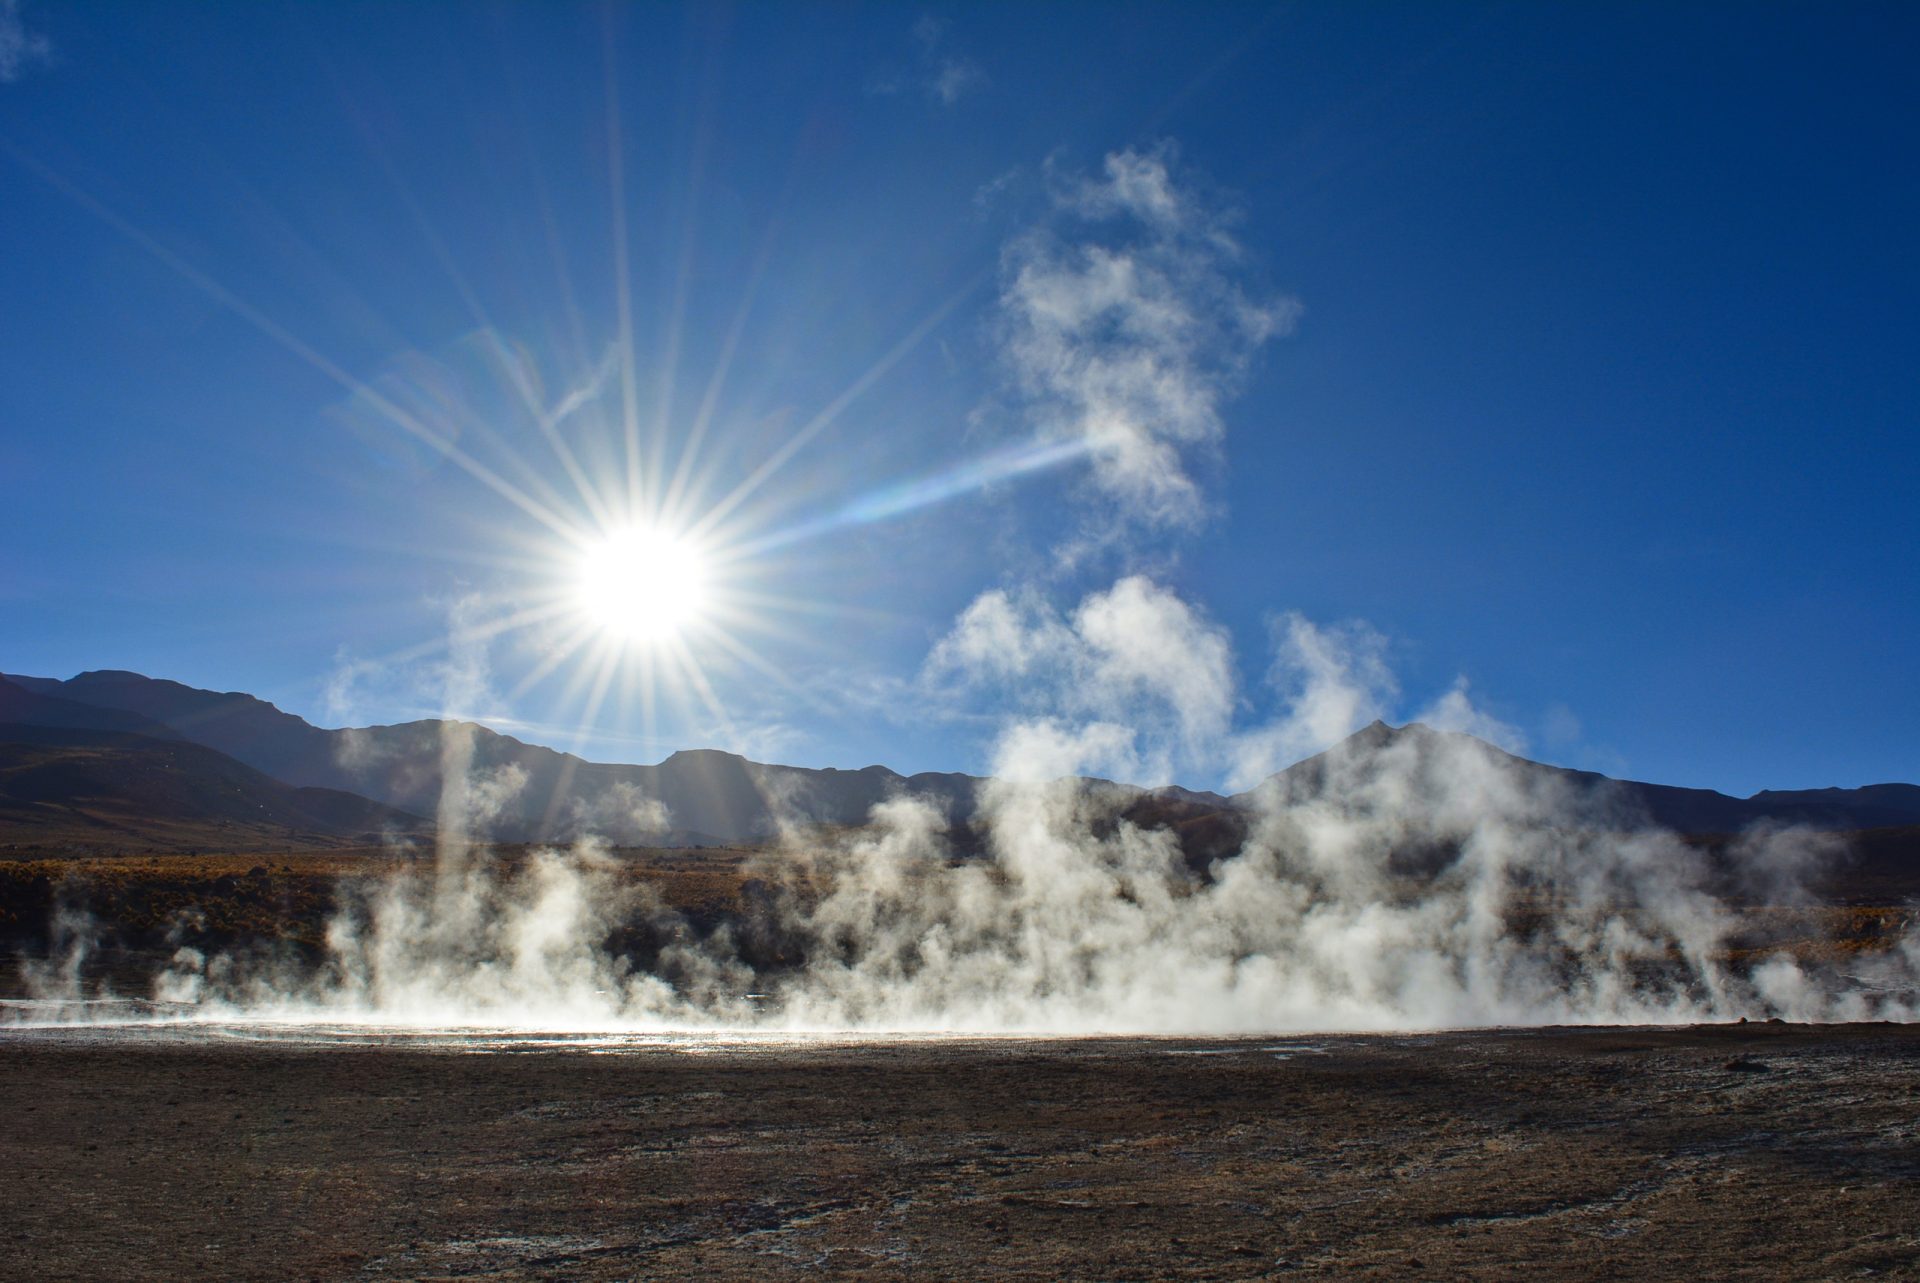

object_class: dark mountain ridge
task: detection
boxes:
[1,672,987,843]
[0,718,430,849]
[6,670,1916,845]
[1258,719,1920,834]
[0,676,185,743]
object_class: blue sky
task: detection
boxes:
[2,1,1915,796]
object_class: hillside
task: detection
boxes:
[1240,720,1920,833]
[0,721,430,851]
[7,669,1919,847]
[4,670,984,843]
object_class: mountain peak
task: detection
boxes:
[662,747,748,765]
[70,668,242,695]
[1325,719,1401,754]
[1340,718,1454,750]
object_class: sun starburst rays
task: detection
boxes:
[3,25,1070,769]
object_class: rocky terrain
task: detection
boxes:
[2,1022,1917,1280]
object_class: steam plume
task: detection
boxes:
[122,635,1920,1032]
[11,147,1915,1033]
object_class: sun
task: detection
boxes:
[575,525,711,644]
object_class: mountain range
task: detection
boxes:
[3,669,1918,851]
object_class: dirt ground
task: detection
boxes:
[2,1022,1917,1281]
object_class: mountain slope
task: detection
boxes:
[0,676,185,742]
[0,722,430,849]
[1745,784,1920,829]
[5,670,344,790]
[9,670,1915,843]
[5,670,984,843]
[1235,720,1919,833]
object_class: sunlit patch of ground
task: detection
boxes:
[3,1024,1918,1279]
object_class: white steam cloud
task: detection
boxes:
[112,660,1920,1031]
[928,576,1233,783]
[14,610,1920,1032]
[11,147,1916,1034]
[1000,145,1297,532]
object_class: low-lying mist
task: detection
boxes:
[14,712,1918,1034]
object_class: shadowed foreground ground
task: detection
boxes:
[3,1023,1918,1280]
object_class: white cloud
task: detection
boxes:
[928,575,1235,781]
[1074,575,1234,749]
[1417,678,1527,755]
[1060,148,1192,232]
[930,58,984,106]
[921,149,1301,785]
[0,0,50,83]
[998,145,1297,531]
[990,717,1140,785]
[925,149,1388,795]
[926,587,1066,682]
[972,166,1021,215]
[875,14,986,107]
[1227,614,1397,790]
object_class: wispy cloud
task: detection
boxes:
[925,148,1519,792]
[920,146,1310,786]
[912,15,984,105]
[929,59,983,107]
[828,144,1526,802]
[1225,614,1397,789]
[997,144,1298,533]
[1417,678,1526,754]
[0,0,50,83]
[925,580,1228,783]
[872,14,986,108]
[972,166,1021,216]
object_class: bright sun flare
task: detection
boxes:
[576,526,710,644]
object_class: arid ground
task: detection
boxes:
[3,1022,1917,1281]
[5,839,1919,1280]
